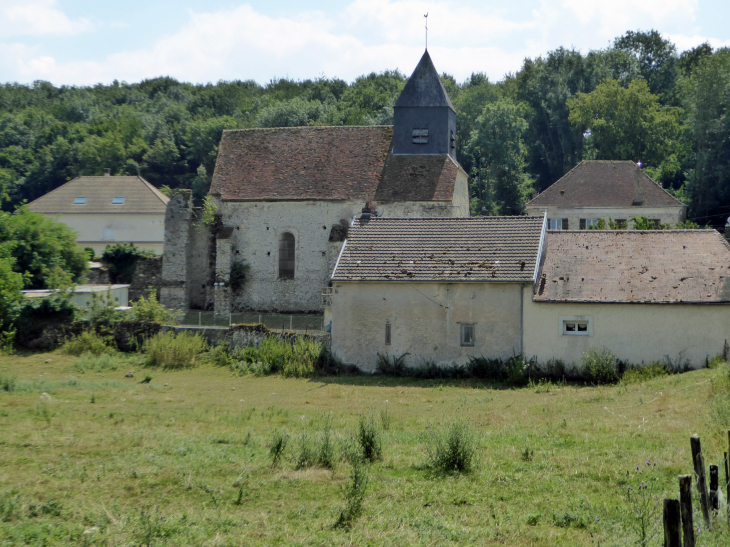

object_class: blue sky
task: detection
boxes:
[2,0,730,86]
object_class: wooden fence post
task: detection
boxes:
[709,464,719,512]
[663,499,681,547]
[691,435,712,530]
[679,475,695,547]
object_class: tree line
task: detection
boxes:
[1,30,730,226]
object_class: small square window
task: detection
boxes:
[460,323,475,347]
[561,317,591,336]
[74,197,87,204]
[385,322,391,345]
[111,196,125,204]
[412,128,428,144]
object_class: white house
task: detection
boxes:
[28,174,169,255]
[329,216,545,371]
[525,161,687,229]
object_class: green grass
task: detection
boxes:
[0,351,729,545]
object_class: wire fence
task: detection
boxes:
[180,311,325,332]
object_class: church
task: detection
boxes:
[160,51,469,315]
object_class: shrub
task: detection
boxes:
[295,430,315,470]
[61,330,114,356]
[621,362,669,384]
[229,261,250,292]
[130,289,179,324]
[102,243,146,284]
[375,352,409,375]
[425,420,478,473]
[282,338,319,378]
[144,330,207,369]
[356,414,382,462]
[335,459,369,528]
[239,335,326,378]
[580,347,619,384]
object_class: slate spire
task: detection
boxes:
[393,50,457,159]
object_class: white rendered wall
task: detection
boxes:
[522,285,730,368]
[219,198,467,312]
[524,205,686,229]
[330,281,524,372]
[44,213,166,255]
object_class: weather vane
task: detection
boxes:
[424,13,428,49]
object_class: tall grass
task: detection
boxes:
[424,420,478,473]
[61,330,114,356]
[238,335,326,378]
[144,331,207,369]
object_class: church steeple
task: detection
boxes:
[392,50,456,159]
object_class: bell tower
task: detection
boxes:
[392,50,456,159]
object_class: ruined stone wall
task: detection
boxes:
[128,256,162,302]
[187,218,215,310]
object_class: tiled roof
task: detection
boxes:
[527,161,684,208]
[210,126,393,201]
[28,176,168,214]
[394,50,455,111]
[332,216,545,282]
[374,154,460,201]
[534,230,730,303]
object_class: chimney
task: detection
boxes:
[632,164,643,206]
[103,168,111,177]
[359,212,372,226]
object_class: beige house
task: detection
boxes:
[329,216,546,371]
[28,174,169,255]
[525,161,686,229]
[523,230,730,368]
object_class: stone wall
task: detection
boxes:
[128,256,162,302]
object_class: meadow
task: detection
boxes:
[1,348,729,546]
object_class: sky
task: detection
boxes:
[2,0,730,87]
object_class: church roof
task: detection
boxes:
[210,126,462,202]
[534,230,730,303]
[332,216,545,283]
[394,50,455,112]
[27,176,168,214]
[527,161,684,208]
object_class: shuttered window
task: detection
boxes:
[278,232,295,279]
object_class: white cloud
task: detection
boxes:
[0,0,94,37]
[0,0,725,86]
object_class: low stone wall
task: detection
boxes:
[163,323,330,349]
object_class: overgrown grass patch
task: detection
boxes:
[144,330,207,369]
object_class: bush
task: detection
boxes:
[335,460,369,528]
[144,330,207,369]
[621,362,669,384]
[102,243,146,284]
[61,330,114,356]
[317,414,337,469]
[425,420,478,473]
[580,347,619,384]
[130,290,179,324]
[356,414,382,462]
[295,430,315,470]
[14,293,77,343]
[238,335,327,378]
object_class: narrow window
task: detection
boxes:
[412,129,428,144]
[385,322,391,345]
[278,232,295,279]
[460,323,475,347]
[74,197,87,204]
[111,196,125,204]
[563,320,590,335]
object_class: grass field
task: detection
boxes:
[1,350,729,546]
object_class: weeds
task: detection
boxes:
[356,414,382,462]
[621,362,668,384]
[380,407,392,431]
[621,461,662,546]
[335,459,369,528]
[129,289,180,324]
[73,352,143,373]
[424,420,477,473]
[317,414,337,469]
[270,430,288,466]
[61,330,114,356]
[144,331,207,369]
[581,347,619,384]
[295,430,315,470]
[0,372,17,392]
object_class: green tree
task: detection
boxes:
[613,30,678,101]
[0,241,23,327]
[468,99,534,216]
[568,79,681,169]
[0,206,87,289]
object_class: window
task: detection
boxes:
[385,322,391,345]
[579,218,599,230]
[548,218,569,230]
[460,323,475,347]
[412,129,428,144]
[74,197,87,204]
[560,316,592,336]
[111,196,125,204]
[278,232,295,279]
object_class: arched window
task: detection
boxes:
[278,232,295,279]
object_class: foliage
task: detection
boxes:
[580,347,619,384]
[0,206,87,289]
[335,459,369,528]
[620,461,663,546]
[102,243,145,284]
[13,292,77,343]
[229,261,250,292]
[269,430,288,467]
[424,420,478,473]
[239,335,325,378]
[0,241,23,330]
[61,330,114,356]
[200,196,218,227]
[130,289,179,324]
[143,330,207,369]
[630,215,670,230]
[356,413,382,462]
[72,352,143,373]
[620,363,669,384]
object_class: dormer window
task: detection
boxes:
[74,197,86,204]
[412,129,428,144]
[111,197,125,204]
